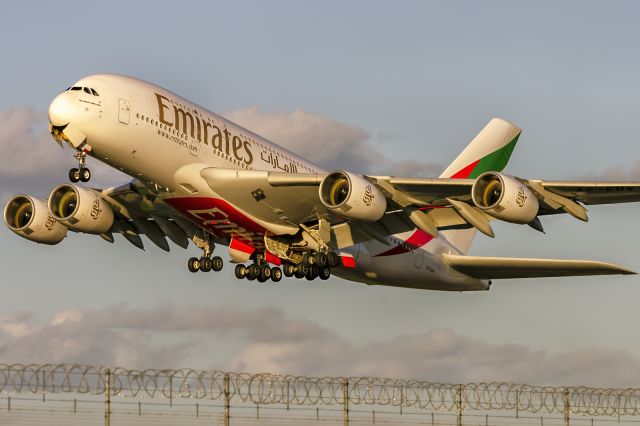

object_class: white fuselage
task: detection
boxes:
[48,74,487,291]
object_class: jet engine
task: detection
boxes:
[3,195,68,244]
[319,171,387,221]
[471,172,539,224]
[48,184,114,234]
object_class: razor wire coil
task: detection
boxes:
[1,363,639,416]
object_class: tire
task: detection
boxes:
[327,252,340,267]
[296,263,308,277]
[248,264,261,280]
[306,265,319,281]
[316,252,328,268]
[271,267,282,282]
[69,168,80,183]
[283,263,295,277]
[80,168,91,182]
[187,257,200,273]
[234,264,246,279]
[260,264,272,281]
[319,267,331,280]
[304,253,316,266]
[211,256,223,272]
[199,257,212,272]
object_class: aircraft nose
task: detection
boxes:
[48,92,75,126]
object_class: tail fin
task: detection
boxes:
[439,118,522,254]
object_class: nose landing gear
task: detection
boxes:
[69,150,91,183]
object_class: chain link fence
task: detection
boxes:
[1,363,640,425]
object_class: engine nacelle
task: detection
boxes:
[48,184,114,234]
[319,171,387,221]
[4,195,68,244]
[471,172,539,224]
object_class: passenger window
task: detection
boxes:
[83,87,91,94]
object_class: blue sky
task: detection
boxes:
[1,0,640,386]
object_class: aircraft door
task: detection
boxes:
[414,251,424,268]
[118,99,131,124]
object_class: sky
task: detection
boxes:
[2,0,640,387]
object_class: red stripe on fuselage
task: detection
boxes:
[341,255,356,268]
[164,197,266,249]
[374,229,434,257]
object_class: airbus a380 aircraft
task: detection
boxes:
[5,74,640,290]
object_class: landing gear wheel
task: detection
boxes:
[319,267,331,280]
[316,252,328,268]
[260,264,272,281]
[80,168,91,182]
[235,264,247,279]
[295,263,308,279]
[199,257,212,272]
[327,252,340,267]
[248,264,260,281]
[303,253,316,266]
[187,257,200,273]
[306,265,319,281]
[271,267,282,282]
[211,256,223,272]
[69,168,80,183]
[283,263,295,277]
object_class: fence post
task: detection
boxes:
[455,384,462,426]
[286,380,290,411]
[343,379,349,426]
[563,387,570,426]
[224,373,230,426]
[400,384,403,415]
[104,368,111,426]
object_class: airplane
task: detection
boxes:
[4,73,640,291]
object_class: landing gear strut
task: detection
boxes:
[69,150,91,183]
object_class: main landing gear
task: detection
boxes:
[187,255,224,273]
[187,237,223,273]
[69,150,91,183]
[234,251,341,283]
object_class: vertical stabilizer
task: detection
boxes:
[439,118,521,254]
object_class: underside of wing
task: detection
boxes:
[443,254,635,279]
[200,168,329,228]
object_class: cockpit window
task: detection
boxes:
[70,87,81,91]
[90,88,99,96]
[83,87,91,94]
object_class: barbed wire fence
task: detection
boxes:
[1,364,640,425]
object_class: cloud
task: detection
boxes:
[225,107,443,176]
[1,304,639,388]
[0,107,128,198]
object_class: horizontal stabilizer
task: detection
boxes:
[443,254,635,279]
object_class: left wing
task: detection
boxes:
[199,167,640,244]
[443,254,635,279]
[384,177,640,208]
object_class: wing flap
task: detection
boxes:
[443,254,635,279]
